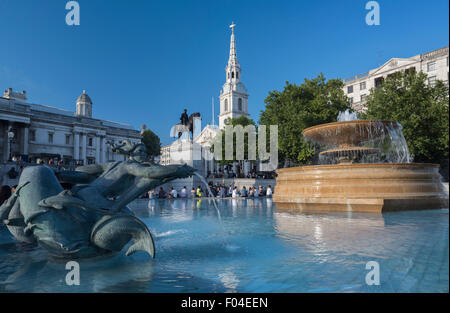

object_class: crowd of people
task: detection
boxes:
[7,155,71,173]
[206,169,276,180]
[147,184,273,199]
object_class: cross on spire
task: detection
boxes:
[230,21,236,33]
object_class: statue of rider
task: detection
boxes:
[180,109,189,126]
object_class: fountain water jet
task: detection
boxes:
[304,120,410,164]
[194,172,231,247]
[273,118,448,213]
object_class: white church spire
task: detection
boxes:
[219,22,249,129]
[228,22,239,68]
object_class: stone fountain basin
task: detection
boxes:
[273,163,449,213]
[302,120,400,147]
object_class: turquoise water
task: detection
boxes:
[0,198,448,293]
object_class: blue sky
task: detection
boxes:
[0,0,448,145]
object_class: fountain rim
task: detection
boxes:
[276,163,439,173]
[318,146,380,155]
[302,120,400,137]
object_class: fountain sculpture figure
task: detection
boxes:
[0,140,196,259]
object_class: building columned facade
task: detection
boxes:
[0,88,141,165]
[219,23,249,129]
[343,46,449,112]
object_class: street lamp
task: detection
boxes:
[7,127,14,161]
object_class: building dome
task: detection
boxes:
[76,90,93,117]
[77,90,92,104]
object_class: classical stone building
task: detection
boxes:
[344,46,449,112]
[219,22,249,129]
[0,88,141,165]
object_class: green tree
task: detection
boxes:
[210,116,257,176]
[361,71,449,167]
[259,73,351,165]
[141,128,161,161]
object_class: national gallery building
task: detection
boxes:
[0,88,141,165]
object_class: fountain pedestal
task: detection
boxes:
[273,163,448,212]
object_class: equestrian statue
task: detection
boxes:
[170,109,201,140]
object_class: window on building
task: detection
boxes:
[238,98,242,111]
[347,85,353,93]
[375,77,384,88]
[428,76,436,86]
[360,81,366,90]
[224,99,228,111]
[348,97,353,104]
[361,94,367,102]
[65,135,71,145]
[88,137,93,146]
[29,130,36,142]
[427,61,436,72]
[232,72,235,79]
[387,72,398,80]
[236,72,239,79]
[405,67,416,76]
[48,133,53,144]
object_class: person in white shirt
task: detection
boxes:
[169,187,178,198]
[232,186,239,198]
[180,186,187,198]
[148,189,156,199]
[266,185,273,197]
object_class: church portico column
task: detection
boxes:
[210,155,214,174]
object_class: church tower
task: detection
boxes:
[219,22,249,129]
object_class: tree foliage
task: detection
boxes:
[361,71,449,166]
[211,116,257,166]
[141,128,161,161]
[259,73,351,165]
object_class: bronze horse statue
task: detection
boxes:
[170,112,201,140]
